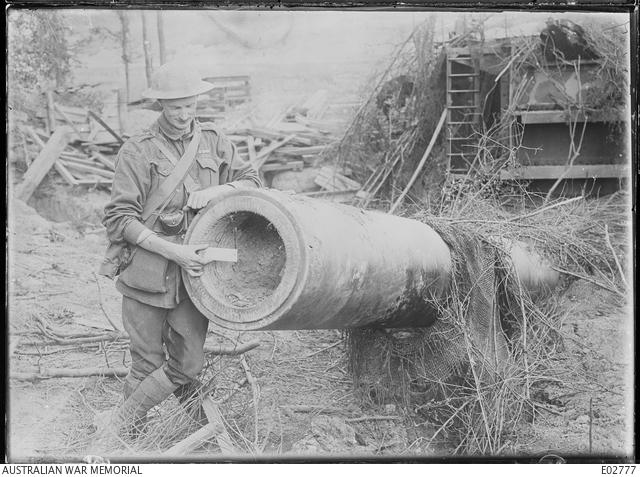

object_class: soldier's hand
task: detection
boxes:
[186,184,234,210]
[169,244,208,277]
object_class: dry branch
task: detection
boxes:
[345,416,402,423]
[12,366,128,381]
[93,272,122,332]
[240,355,260,445]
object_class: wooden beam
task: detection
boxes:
[277,145,328,156]
[246,136,257,163]
[23,126,79,186]
[91,152,116,171]
[46,91,56,133]
[59,160,115,179]
[500,164,629,180]
[163,424,220,456]
[202,397,236,454]
[53,103,83,138]
[314,166,361,192]
[16,126,73,202]
[260,160,304,173]
[54,162,79,186]
[254,134,296,169]
[88,110,124,145]
[515,109,626,124]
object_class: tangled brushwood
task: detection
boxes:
[343,16,629,455]
[348,189,629,454]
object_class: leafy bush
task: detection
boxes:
[8,10,71,118]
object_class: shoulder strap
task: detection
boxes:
[141,125,202,223]
[150,136,199,192]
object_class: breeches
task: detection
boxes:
[122,295,209,387]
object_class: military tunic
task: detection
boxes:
[103,115,261,308]
[102,115,261,388]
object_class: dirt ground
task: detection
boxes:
[6,188,634,461]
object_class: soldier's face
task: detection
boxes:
[160,97,198,131]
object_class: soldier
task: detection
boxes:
[99,62,261,435]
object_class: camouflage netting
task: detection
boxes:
[347,221,516,407]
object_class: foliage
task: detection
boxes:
[8,10,72,117]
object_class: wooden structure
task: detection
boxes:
[444,40,628,181]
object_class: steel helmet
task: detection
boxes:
[141,62,214,99]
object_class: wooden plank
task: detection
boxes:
[299,189,359,203]
[25,127,81,187]
[76,178,113,186]
[516,109,626,124]
[56,103,89,117]
[163,424,220,456]
[91,152,116,171]
[246,136,257,163]
[261,160,304,173]
[314,166,361,192]
[254,134,296,169]
[54,161,79,186]
[59,160,115,178]
[276,145,328,156]
[499,164,629,180]
[54,103,84,138]
[46,91,56,133]
[88,111,124,145]
[58,155,106,169]
[16,126,73,201]
[201,397,236,454]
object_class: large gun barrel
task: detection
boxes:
[183,189,558,331]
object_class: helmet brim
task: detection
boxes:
[141,80,215,100]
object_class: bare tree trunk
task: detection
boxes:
[141,11,154,87]
[116,11,132,103]
[157,11,167,65]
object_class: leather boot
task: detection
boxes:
[123,373,142,400]
[113,367,178,435]
[173,379,208,426]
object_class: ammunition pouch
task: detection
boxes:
[158,210,186,236]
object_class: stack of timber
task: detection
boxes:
[16,87,362,203]
[224,89,362,202]
[20,124,116,197]
[198,75,252,121]
[18,92,123,198]
[128,75,253,124]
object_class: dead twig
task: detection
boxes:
[240,355,260,447]
[302,339,343,358]
[205,339,260,356]
[284,405,343,414]
[508,196,584,222]
[20,333,126,347]
[604,224,627,289]
[552,267,625,298]
[93,272,122,331]
[345,415,402,423]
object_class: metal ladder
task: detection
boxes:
[445,47,482,176]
